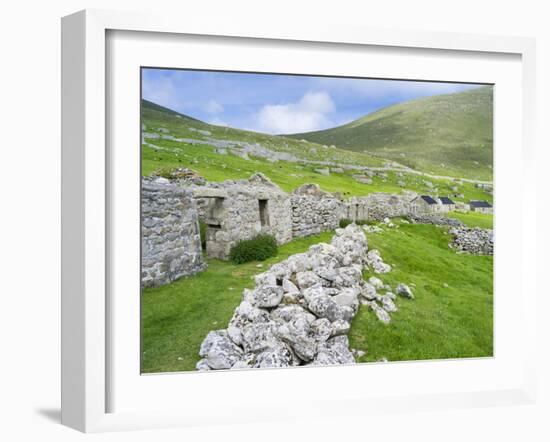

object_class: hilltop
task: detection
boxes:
[287,86,493,180]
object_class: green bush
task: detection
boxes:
[229,234,278,264]
[198,220,207,250]
[339,218,353,228]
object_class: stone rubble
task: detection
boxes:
[196,225,415,370]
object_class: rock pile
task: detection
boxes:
[151,167,206,185]
[407,213,464,227]
[197,225,373,370]
[449,226,494,255]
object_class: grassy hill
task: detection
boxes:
[288,86,493,180]
[141,99,493,203]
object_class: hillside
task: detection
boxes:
[288,86,493,180]
[140,99,493,202]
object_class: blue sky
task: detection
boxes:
[142,68,483,134]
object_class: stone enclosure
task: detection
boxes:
[141,172,492,287]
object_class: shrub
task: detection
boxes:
[198,220,207,250]
[339,218,353,228]
[229,234,278,264]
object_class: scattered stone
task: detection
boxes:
[368,276,384,290]
[314,168,330,176]
[366,249,392,273]
[396,283,414,299]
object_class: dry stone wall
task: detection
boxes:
[449,226,494,255]
[196,224,369,370]
[344,192,417,221]
[291,184,343,238]
[141,179,206,287]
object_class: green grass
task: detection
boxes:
[349,223,493,362]
[289,86,494,180]
[447,211,493,228]
[142,140,492,202]
[141,231,333,373]
[141,223,493,373]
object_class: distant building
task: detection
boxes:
[437,196,456,213]
[410,195,439,213]
[470,200,493,214]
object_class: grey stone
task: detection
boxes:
[396,283,415,299]
[199,331,243,369]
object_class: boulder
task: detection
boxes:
[249,285,284,308]
[308,294,344,322]
[199,330,244,369]
[396,283,415,299]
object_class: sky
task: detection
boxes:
[142,68,484,135]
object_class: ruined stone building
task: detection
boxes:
[141,181,206,288]
[193,174,292,260]
[141,173,459,288]
[344,192,416,221]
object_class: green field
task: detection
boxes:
[141,214,493,373]
[289,86,493,180]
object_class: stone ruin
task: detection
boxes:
[193,174,292,260]
[290,184,342,238]
[196,224,413,370]
[141,171,485,287]
[141,180,206,288]
[343,192,416,222]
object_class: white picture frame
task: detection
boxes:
[61,9,537,433]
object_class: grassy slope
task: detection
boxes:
[349,222,493,362]
[447,211,494,229]
[142,213,493,373]
[141,100,493,202]
[288,87,494,180]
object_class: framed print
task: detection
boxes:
[61,9,537,432]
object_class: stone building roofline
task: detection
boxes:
[470,200,493,208]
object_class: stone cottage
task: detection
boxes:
[469,200,493,214]
[437,196,456,213]
[410,195,439,214]
[193,174,292,260]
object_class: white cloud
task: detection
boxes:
[253,91,335,134]
[204,99,224,114]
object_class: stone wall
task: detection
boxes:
[290,184,343,238]
[196,224,414,370]
[449,226,494,255]
[344,192,416,221]
[141,180,206,288]
[194,174,292,260]
[195,224,369,370]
